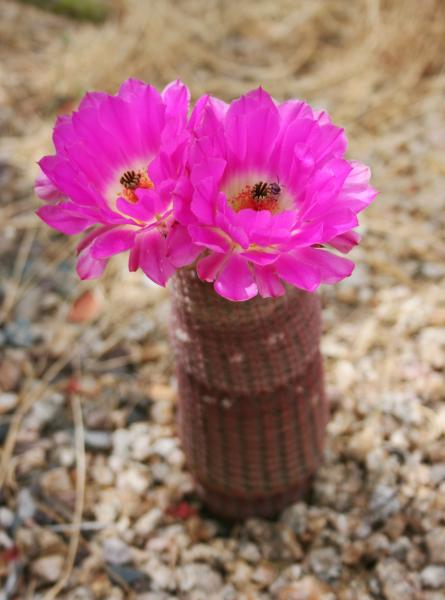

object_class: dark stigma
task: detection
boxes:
[120,170,140,189]
[252,181,269,200]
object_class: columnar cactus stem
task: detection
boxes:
[171,268,328,519]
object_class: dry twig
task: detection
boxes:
[43,394,86,600]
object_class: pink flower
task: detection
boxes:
[175,88,377,301]
[36,79,199,285]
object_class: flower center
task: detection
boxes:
[119,169,153,203]
[228,180,282,213]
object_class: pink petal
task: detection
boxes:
[188,94,211,133]
[268,122,316,193]
[96,95,146,164]
[316,209,359,241]
[277,99,313,127]
[134,187,171,217]
[190,157,227,187]
[328,230,361,253]
[215,203,250,249]
[191,177,218,224]
[188,225,231,253]
[114,80,165,158]
[162,80,190,138]
[240,250,279,265]
[237,210,294,246]
[313,109,332,125]
[90,226,137,259]
[128,234,141,272]
[149,144,188,185]
[172,176,195,225]
[197,252,227,282]
[52,114,78,155]
[254,264,285,298]
[167,224,202,268]
[297,248,354,283]
[78,91,107,110]
[163,79,190,113]
[76,246,108,280]
[189,95,228,134]
[300,159,352,220]
[115,196,156,222]
[35,173,64,202]
[64,140,113,191]
[275,253,321,292]
[136,229,176,286]
[36,203,94,234]
[77,225,114,253]
[338,161,378,212]
[225,87,280,171]
[71,107,129,170]
[314,124,348,164]
[189,125,227,165]
[38,155,101,208]
[282,222,324,250]
[214,254,258,301]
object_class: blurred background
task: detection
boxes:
[0,0,444,598]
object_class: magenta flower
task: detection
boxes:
[35,79,199,285]
[175,88,377,301]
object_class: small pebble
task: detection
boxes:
[0,358,21,391]
[426,528,445,564]
[176,563,223,594]
[309,547,342,582]
[134,508,163,537]
[31,554,64,582]
[84,430,113,451]
[239,541,261,563]
[0,392,18,414]
[0,507,14,528]
[40,467,73,503]
[377,559,419,600]
[421,566,445,589]
[17,487,36,520]
[4,319,35,347]
[102,537,132,565]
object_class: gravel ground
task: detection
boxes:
[0,1,444,598]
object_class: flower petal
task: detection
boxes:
[90,227,137,259]
[76,246,108,280]
[191,177,218,224]
[254,264,286,298]
[240,250,279,265]
[328,230,361,253]
[35,173,65,202]
[188,225,231,253]
[225,87,280,171]
[297,247,354,283]
[197,252,227,282]
[162,79,190,139]
[36,203,95,234]
[214,254,258,301]
[173,175,195,225]
[135,229,176,286]
[167,224,202,268]
[275,253,321,292]
[338,161,378,212]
